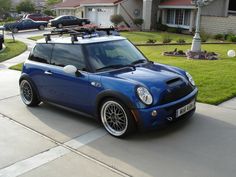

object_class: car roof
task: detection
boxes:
[37,35,126,44]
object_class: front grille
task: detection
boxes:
[159,79,194,105]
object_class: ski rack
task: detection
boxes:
[43,27,120,44]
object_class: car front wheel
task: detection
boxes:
[20,79,40,107]
[100,99,136,138]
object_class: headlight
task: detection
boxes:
[137,87,153,105]
[186,72,195,86]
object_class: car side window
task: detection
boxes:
[29,44,53,64]
[51,44,86,70]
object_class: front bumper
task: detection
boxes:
[134,88,198,130]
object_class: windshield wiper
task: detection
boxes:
[96,64,135,72]
[131,59,147,65]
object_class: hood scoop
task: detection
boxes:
[166,77,183,87]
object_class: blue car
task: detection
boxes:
[19,29,198,137]
[4,19,48,33]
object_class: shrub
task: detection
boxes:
[167,27,182,34]
[228,35,236,42]
[133,18,144,27]
[43,9,54,16]
[146,39,157,44]
[200,31,210,42]
[110,15,124,27]
[157,23,168,31]
[214,34,225,41]
[162,36,172,44]
[176,39,186,44]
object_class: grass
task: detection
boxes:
[120,31,218,44]
[0,39,27,62]
[139,44,236,105]
[28,36,45,41]
[9,63,23,71]
[27,31,218,44]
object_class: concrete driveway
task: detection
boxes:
[0,69,236,177]
[1,30,236,177]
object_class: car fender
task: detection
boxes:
[19,73,41,100]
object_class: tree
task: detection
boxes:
[110,15,124,27]
[46,0,62,5]
[16,0,35,13]
[43,9,54,16]
[0,0,11,19]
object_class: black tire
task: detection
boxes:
[39,25,45,30]
[57,23,63,28]
[12,28,18,33]
[20,79,40,107]
[100,98,136,138]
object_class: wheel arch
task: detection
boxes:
[95,90,136,121]
[19,74,41,101]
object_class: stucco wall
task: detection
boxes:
[119,0,143,28]
[201,15,236,34]
[201,0,229,17]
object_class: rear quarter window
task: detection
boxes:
[29,44,53,64]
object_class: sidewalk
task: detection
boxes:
[219,97,236,110]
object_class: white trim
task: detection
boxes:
[81,3,115,7]
[159,5,196,9]
[166,24,190,29]
[54,7,78,10]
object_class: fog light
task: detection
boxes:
[151,110,157,117]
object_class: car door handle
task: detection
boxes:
[44,71,52,75]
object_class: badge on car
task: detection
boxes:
[176,100,195,118]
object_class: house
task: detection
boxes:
[54,0,236,34]
[159,0,236,34]
[53,0,158,29]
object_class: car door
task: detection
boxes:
[45,44,90,112]
[22,19,34,29]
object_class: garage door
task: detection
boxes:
[86,6,115,27]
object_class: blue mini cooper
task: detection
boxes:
[20,28,198,138]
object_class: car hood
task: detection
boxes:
[102,63,188,88]
[100,63,195,107]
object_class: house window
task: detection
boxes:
[228,0,236,13]
[166,9,191,28]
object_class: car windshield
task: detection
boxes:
[85,40,147,72]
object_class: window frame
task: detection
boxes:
[166,9,191,29]
[50,43,91,72]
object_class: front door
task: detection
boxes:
[45,44,90,112]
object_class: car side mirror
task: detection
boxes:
[63,65,80,76]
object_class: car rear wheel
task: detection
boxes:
[20,79,40,107]
[100,99,136,138]
[12,28,18,33]
[58,23,63,28]
[39,25,45,30]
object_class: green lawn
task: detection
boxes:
[28,31,218,44]
[9,63,23,71]
[0,39,27,62]
[139,44,236,105]
[28,36,45,41]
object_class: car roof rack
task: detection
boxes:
[43,27,120,44]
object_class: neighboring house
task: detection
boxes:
[54,0,236,34]
[53,0,158,29]
[159,0,236,34]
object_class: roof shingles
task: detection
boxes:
[55,0,122,8]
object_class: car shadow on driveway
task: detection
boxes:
[76,112,236,177]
